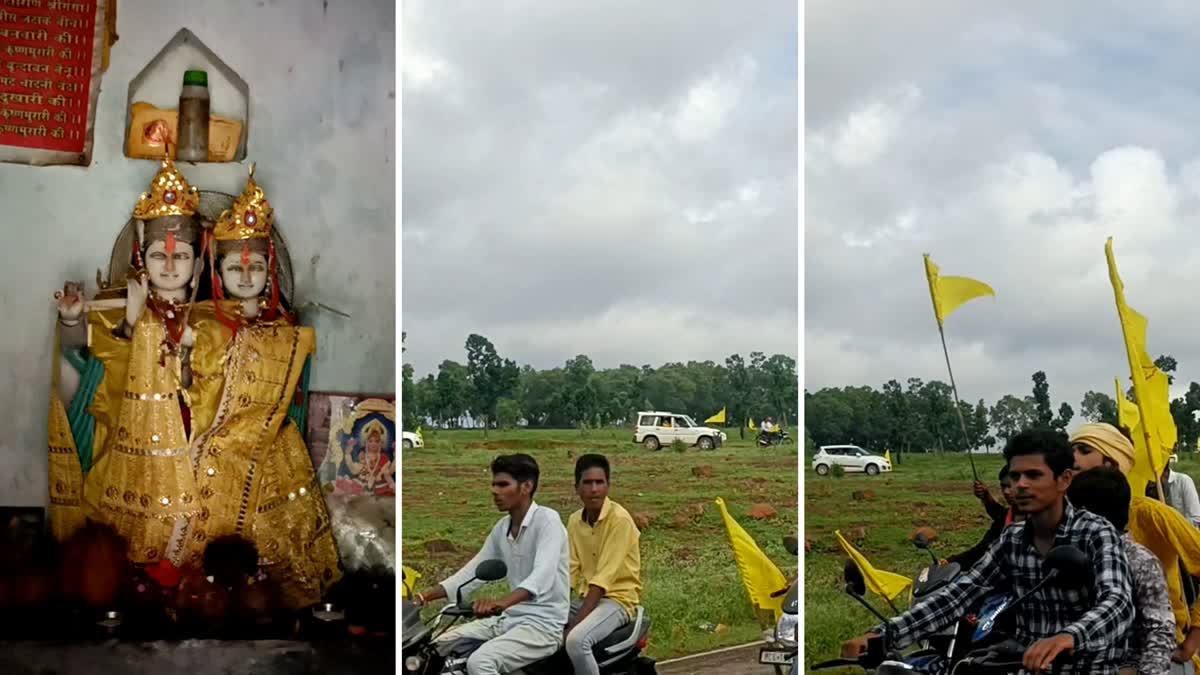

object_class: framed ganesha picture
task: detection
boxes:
[306,392,397,497]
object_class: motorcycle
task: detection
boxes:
[757,429,791,447]
[809,544,1089,674]
[400,559,657,675]
[758,535,800,674]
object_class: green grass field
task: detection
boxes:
[400,427,798,660]
[803,452,1200,673]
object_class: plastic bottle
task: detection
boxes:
[176,70,210,162]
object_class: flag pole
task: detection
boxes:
[937,324,979,482]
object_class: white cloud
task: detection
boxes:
[403,2,797,375]
[807,6,1200,412]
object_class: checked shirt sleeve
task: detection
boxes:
[1060,520,1134,653]
[881,537,1006,649]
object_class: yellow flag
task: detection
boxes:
[715,497,788,623]
[836,530,913,602]
[401,565,422,600]
[1116,376,1154,489]
[884,450,892,464]
[705,407,727,425]
[1116,377,1140,430]
[1106,238,1176,494]
[923,254,995,328]
[747,417,757,431]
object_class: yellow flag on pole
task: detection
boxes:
[715,497,788,623]
[923,254,996,328]
[835,530,913,602]
[747,417,757,431]
[1105,238,1176,495]
[705,407,727,425]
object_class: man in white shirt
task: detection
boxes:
[412,453,570,675]
[1162,457,1200,528]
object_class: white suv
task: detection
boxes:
[812,445,891,476]
[633,411,727,451]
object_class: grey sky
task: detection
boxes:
[806,2,1200,423]
[401,1,798,377]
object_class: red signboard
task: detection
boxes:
[0,0,101,163]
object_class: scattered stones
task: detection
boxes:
[804,538,813,553]
[685,503,706,519]
[851,490,877,501]
[910,526,939,543]
[672,547,697,562]
[669,514,691,529]
[423,539,457,555]
[747,503,778,520]
[633,512,655,530]
[691,466,714,478]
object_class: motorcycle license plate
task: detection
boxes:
[758,648,794,664]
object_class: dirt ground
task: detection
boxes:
[656,642,788,675]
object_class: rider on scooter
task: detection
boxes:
[565,454,643,675]
[411,454,571,675]
[841,429,1135,674]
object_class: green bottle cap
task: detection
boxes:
[183,70,208,87]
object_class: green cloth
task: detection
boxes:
[63,348,103,473]
[287,356,312,431]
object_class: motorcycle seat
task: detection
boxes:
[592,607,651,656]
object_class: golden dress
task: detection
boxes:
[79,307,208,566]
[184,302,342,608]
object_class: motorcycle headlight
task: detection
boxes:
[404,655,424,672]
[773,613,798,648]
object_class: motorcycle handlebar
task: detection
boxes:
[952,653,1071,675]
[442,604,475,618]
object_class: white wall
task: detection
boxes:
[0,0,396,505]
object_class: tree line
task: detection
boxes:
[804,355,1200,455]
[401,333,799,434]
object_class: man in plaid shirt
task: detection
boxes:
[842,429,1135,673]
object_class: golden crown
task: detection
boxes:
[132,155,200,219]
[361,418,389,440]
[213,163,274,242]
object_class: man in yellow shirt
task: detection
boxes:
[1071,422,1200,673]
[565,454,642,675]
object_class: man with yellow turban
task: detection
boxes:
[1072,422,1200,672]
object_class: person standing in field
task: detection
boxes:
[947,463,1025,569]
[565,453,643,675]
[1158,459,1200,528]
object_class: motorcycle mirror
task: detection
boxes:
[912,532,929,550]
[476,559,508,582]
[1044,545,1091,590]
[783,535,799,556]
[843,559,867,597]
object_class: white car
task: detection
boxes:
[633,411,727,451]
[402,431,423,449]
[812,445,891,476]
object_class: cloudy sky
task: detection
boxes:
[806,2,1200,421]
[401,1,798,377]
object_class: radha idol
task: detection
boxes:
[185,164,342,607]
